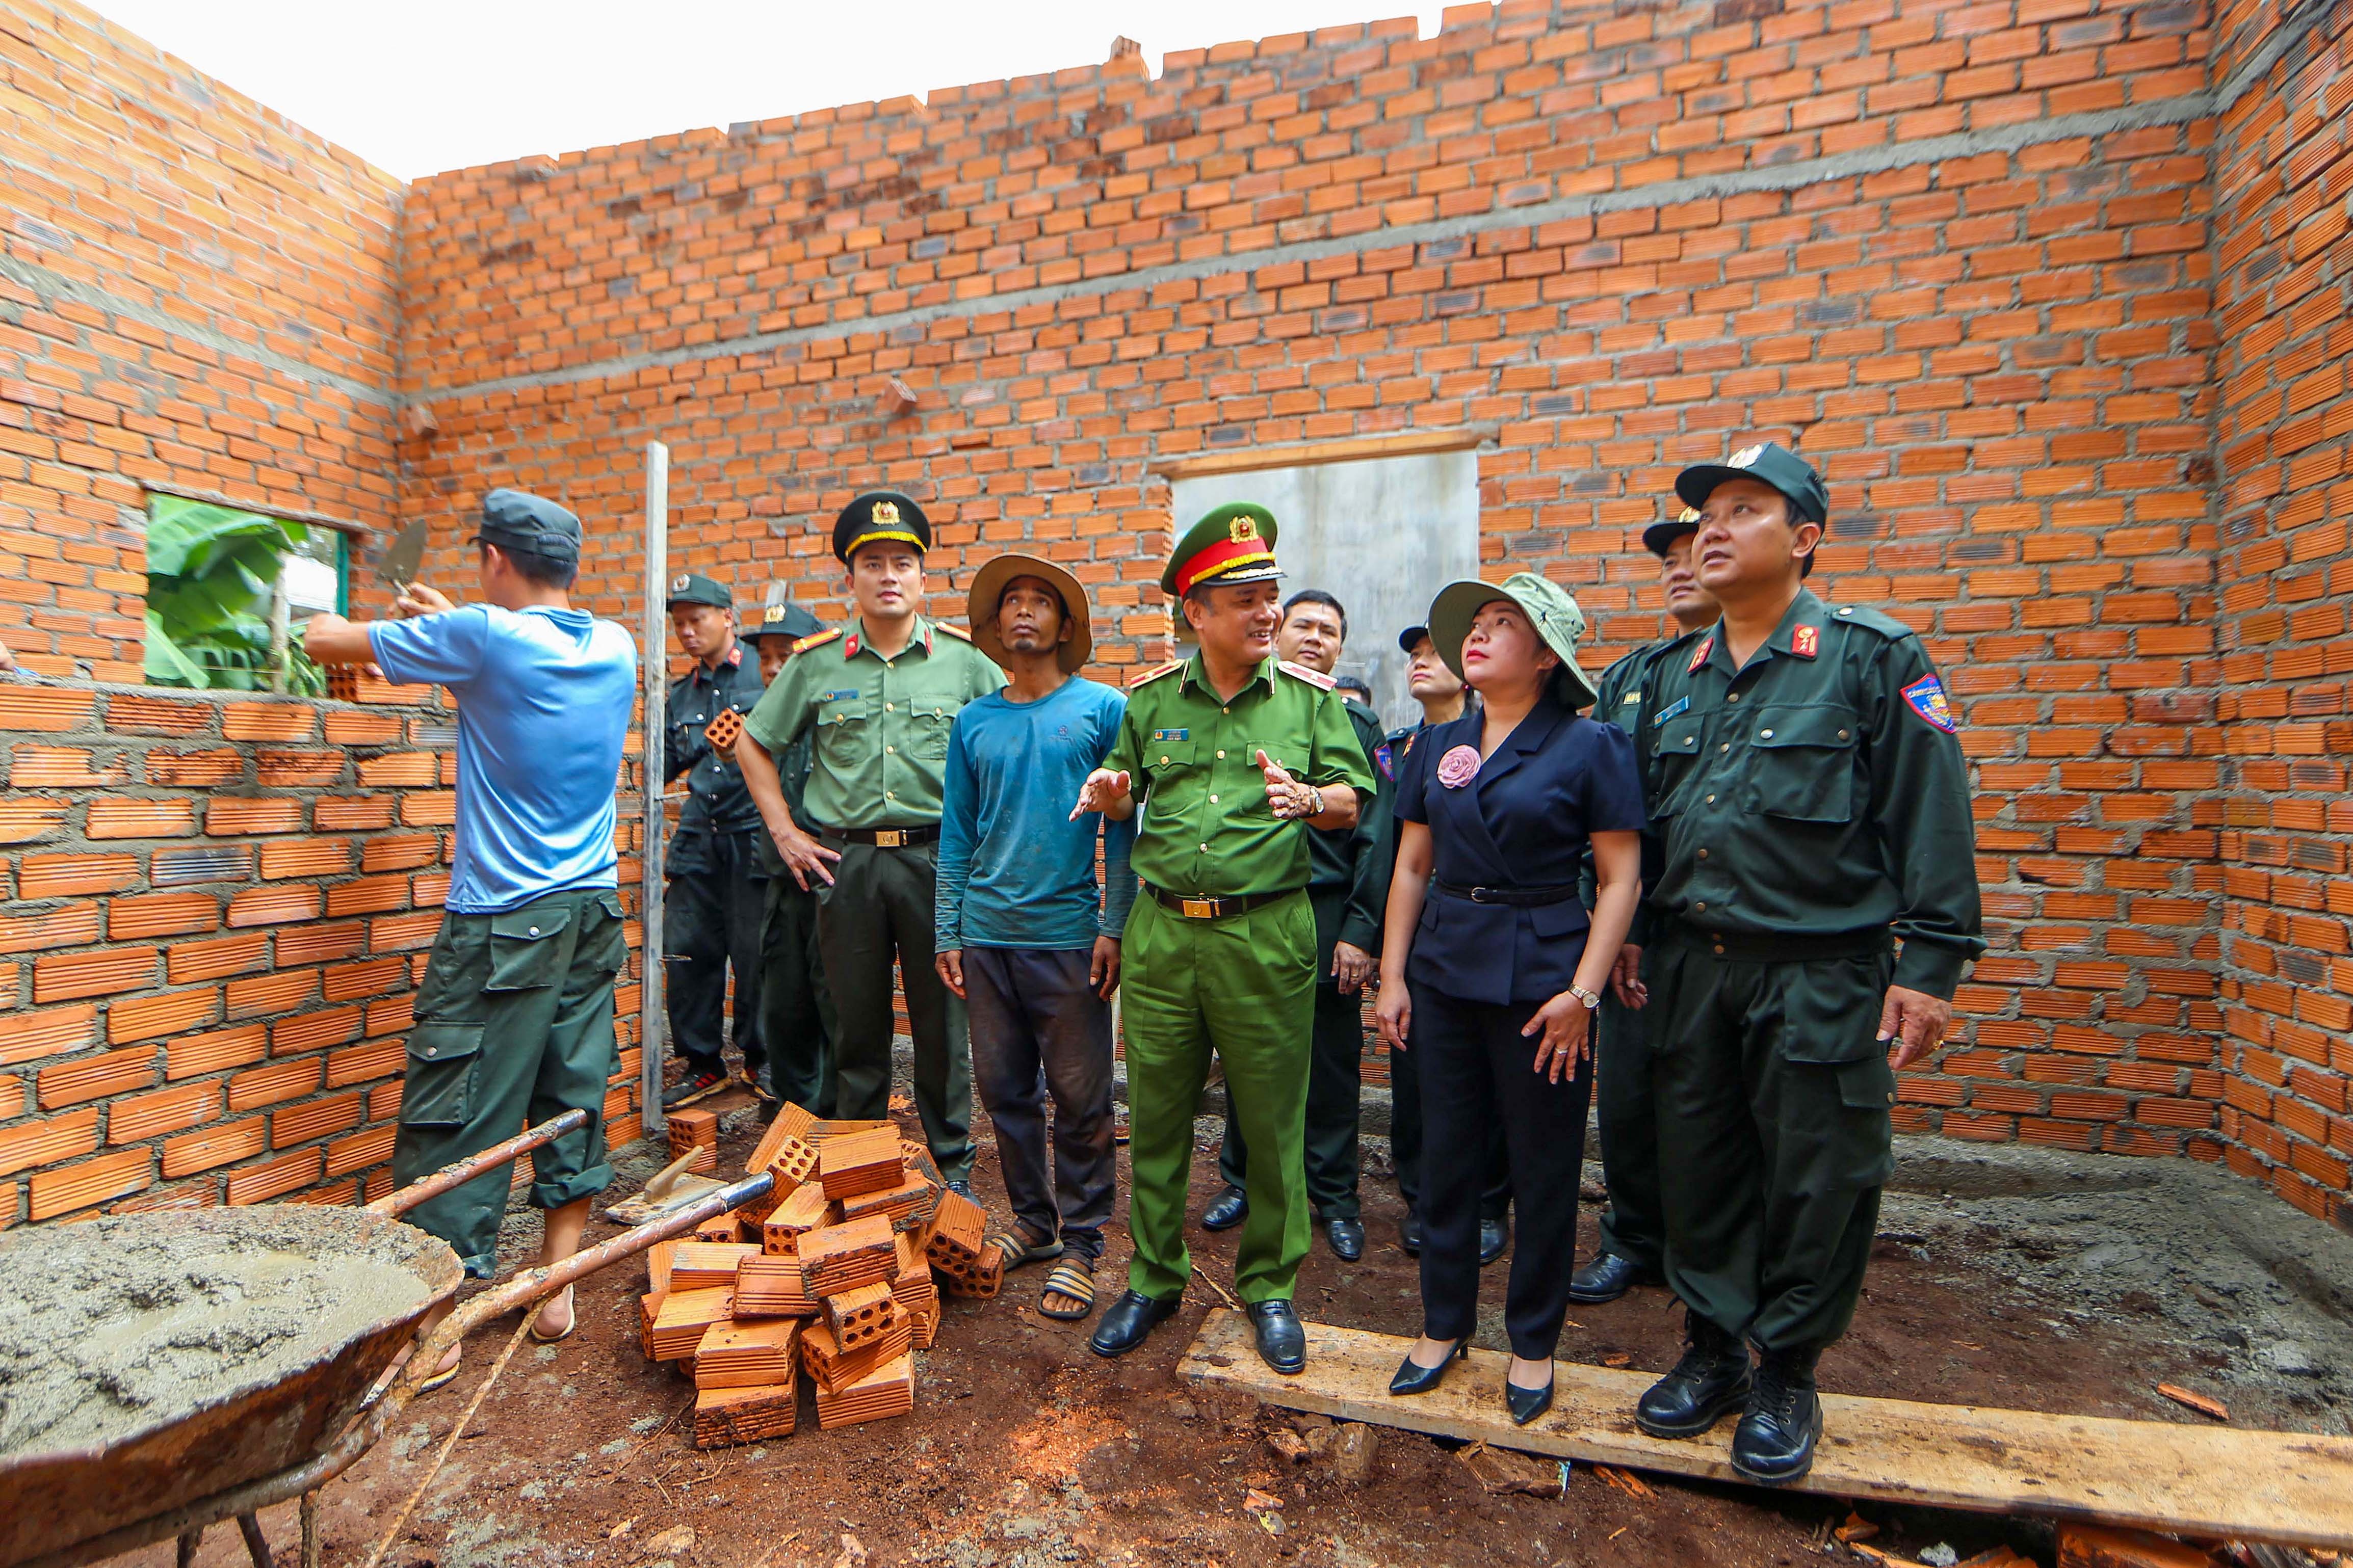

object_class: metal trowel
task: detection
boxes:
[377,518,428,598]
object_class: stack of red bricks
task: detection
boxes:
[637,1103,1001,1447]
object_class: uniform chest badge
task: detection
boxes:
[1652,695,1689,728]
[1687,635,1715,674]
[1436,745,1481,789]
[1791,625,1819,659]
[1901,673,1958,733]
[1151,729,1189,742]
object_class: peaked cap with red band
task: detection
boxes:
[1161,502,1285,597]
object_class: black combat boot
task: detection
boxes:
[1634,1310,1753,1439]
[1730,1343,1823,1484]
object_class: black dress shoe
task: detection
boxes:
[1247,1299,1306,1374]
[1505,1374,1555,1426]
[1636,1311,1754,1439]
[1399,1211,1423,1255]
[1565,1250,1658,1305]
[1087,1291,1182,1358]
[1730,1345,1823,1484]
[1388,1337,1467,1396]
[1478,1214,1509,1266]
[1201,1184,1249,1231]
[1324,1216,1364,1261]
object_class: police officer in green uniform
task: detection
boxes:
[1567,509,1723,1305]
[1074,503,1376,1373]
[661,573,773,1109]
[1627,443,1982,1483]
[735,494,1002,1186]
[743,598,839,1118]
[1203,588,1391,1261]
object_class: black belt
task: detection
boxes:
[814,823,939,848]
[1663,922,1891,963]
[1434,879,1582,908]
[1144,883,1296,920]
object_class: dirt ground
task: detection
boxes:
[140,1101,2353,1568]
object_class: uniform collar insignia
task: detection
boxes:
[1790,625,1819,659]
[844,632,860,658]
[725,644,743,667]
[1687,634,1715,674]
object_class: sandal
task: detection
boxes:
[416,1347,463,1392]
[1038,1256,1097,1321]
[529,1285,578,1344]
[988,1227,1065,1273]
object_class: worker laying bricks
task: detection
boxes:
[736,493,1003,1192]
[304,488,637,1386]
[932,554,1136,1321]
[743,596,839,1118]
[1627,443,1984,1482]
[1072,503,1375,1375]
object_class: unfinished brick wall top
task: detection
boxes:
[0,0,404,678]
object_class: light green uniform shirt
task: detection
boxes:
[1104,654,1377,899]
[742,615,1003,831]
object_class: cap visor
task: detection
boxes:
[1641,519,1698,556]
[1396,624,1430,654]
[1673,464,1742,512]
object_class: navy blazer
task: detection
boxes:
[1394,698,1644,1005]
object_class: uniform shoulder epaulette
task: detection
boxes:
[791,628,842,655]
[1129,659,1184,688]
[1824,603,1919,642]
[1277,659,1337,690]
[935,621,974,642]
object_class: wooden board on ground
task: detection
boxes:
[1175,1311,2353,1550]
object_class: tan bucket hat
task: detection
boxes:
[1425,571,1599,709]
[965,553,1093,674]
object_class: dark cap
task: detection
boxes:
[666,572,733,610]
[833,491,932,564]
[1672,443,1829,577]
[1397,624,1431,654]
[475,489,582,564]
[745,600,824,643]
[1642,506,1704,558]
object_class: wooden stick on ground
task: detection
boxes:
[358,1314,536,1568]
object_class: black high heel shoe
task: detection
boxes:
[1505,1369,1556,1426]
[1389,1337,1468,1396]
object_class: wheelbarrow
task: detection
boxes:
[0,1110,774,1568]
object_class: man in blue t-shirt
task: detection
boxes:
[306,489,636,1379]
[932,556,1134,1321]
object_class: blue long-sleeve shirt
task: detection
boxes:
[934,677,1137,951]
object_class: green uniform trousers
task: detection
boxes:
[1122,889,1317,1304]
[664,828,766,1080]
[760,872,837,1115]
[1646,934,1898,1351]
[812,837,973,1182]
[393,887,628,1278]
[1216,885,1365,1220]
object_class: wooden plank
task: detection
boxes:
[1175,1312,2353,1550]
[1148,427,1489,481]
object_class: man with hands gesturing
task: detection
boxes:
[1071,503,1375,1377]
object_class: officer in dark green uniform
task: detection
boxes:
[661,573,772,1109]
[743,598,839,1118]
[1627,442,1982,1484]
[735,494,1002,1186]
[1567,508,1722,1306]
[1074,503,1376,1374]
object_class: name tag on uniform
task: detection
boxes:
[819,689,859,703]
[1652,696,1689,728]
[1152,728,1189,742]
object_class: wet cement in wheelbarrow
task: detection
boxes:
[0,1208,434,1458]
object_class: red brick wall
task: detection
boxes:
[0,681,649,1227]
[0,0,404,679]
[2209,0,2353,1228]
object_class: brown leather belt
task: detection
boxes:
[1144,883,1295,920]
[816,823,940,849]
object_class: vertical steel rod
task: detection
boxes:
[641,441,670,1140]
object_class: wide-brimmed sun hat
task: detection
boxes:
[966,553,1092,673]
[1425,571,1598,709]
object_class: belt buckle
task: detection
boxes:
[1181,897,1216,919]
[875,830,904,849]
[1469,886,1493,903]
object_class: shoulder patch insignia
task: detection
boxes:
[1374,740,1394,781]
[1130,659,1184,688]
[1791,625,1819,659]
[1901,673,1958,733]
[790,629,843,655]
[1277,659,1337,690]
[936,621,973,642]
[1687,634,1715,674]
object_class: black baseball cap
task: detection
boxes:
[1641,506,1703,557]
[1397,624,1431,653]
[474,489,582,564]
[1672,443,1829,576]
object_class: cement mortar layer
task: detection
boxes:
[0,1207,440,1458]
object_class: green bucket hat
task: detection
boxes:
[1424,572,1598,709]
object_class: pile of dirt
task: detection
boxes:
[0,1208,439,1457]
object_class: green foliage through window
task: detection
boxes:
[143,496,342,695]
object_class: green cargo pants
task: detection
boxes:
[760,872,836,1114]
[393,886,629,1278]
[1121,889,1316,1304]
[1646,933,1899,1351]
[812,837,973,1182]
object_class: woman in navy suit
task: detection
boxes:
[1374,572,1644,1424]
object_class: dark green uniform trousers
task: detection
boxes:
[664,828,766,1081]
[1216,890,1364,1219]
[393,887,627,1278]
[1646,934,1898,1351]
[759,873,836,1115]
[1593,990,1663,1269]
[812,837,973,1182]
[1122,890,1316,1304]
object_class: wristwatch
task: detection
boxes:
[1568,985,1602,1010]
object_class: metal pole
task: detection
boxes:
[640,441,669,1140]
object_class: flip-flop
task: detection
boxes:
[417,1351,463,1392]
[1038,1257,1097,1321]
[529,1285,578,1344]
[988,1229,1065,1272]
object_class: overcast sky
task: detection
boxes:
[90,2,1447,181]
